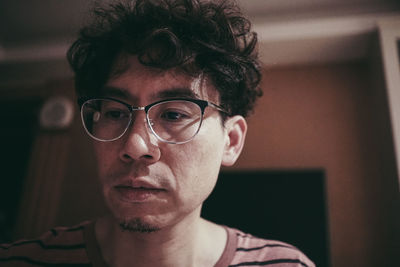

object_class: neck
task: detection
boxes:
[95,210,227,267]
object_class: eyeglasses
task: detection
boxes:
[80,97,227,144]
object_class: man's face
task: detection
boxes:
[93,57,230,232]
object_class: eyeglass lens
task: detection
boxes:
[81,99,203,143]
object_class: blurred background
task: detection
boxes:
[1,1,400,267]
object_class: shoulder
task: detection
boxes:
[228,227,315,267]
[0,221,92,266]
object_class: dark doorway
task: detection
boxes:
[201,170,329,267]
[0,98,41,243]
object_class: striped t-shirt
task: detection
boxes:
[0,221,315,266]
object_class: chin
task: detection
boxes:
[118,217,161,233]
[105,200,166,233]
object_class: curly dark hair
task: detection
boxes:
[67,0,262,117]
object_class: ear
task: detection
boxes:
[221,115,247,166]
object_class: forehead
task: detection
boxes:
[104,56,219,103]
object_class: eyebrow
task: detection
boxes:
[152,88,199,100]
[100,86,200,102]
[99,86,134,100]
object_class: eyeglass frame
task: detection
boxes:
[78,97,228,144]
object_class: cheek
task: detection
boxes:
[168,138,224,204]
[93,143,119,181]
[93,144,108,170]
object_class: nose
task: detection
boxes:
[118,113,161,164]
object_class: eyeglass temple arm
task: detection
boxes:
[208,102,229,114]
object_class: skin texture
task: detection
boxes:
[93,56,247,267]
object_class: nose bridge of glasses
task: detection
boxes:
[127,105,146,121]
[127,105,153,135]
[131,106,151,126]
[131,106,145,111]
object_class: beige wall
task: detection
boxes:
[232,62,399,267]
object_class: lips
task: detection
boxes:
[114,180,166,202]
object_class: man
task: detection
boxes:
[1,0,314,266]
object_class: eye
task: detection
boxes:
[103,109,130,120]
[160,110,189,121]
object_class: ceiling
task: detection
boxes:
[0,0,399,86]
